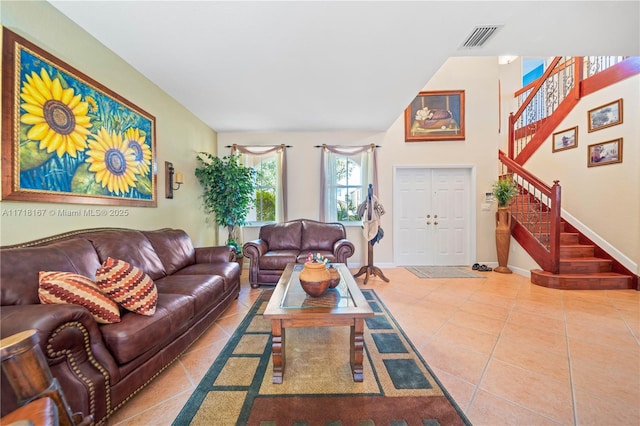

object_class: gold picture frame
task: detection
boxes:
[1,28,157,207]
[552,126,578,153]
[404,90,465,142]
[588,138,623,167]
[587,99,622,133]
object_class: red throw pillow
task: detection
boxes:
[96,257,158,316]
[38,271,121,324]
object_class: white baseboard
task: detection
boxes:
[562,209,638,275]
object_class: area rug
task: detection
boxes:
[405,266,486,279]
[173,289,470,425]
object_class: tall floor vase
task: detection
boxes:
[494,207,512,274]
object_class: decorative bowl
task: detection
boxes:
[328,265,340,288]
[299,261,331,297]
[299,279,331,297]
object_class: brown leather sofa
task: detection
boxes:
[0,228,240,425]
[242,219,355,288]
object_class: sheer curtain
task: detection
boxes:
[320,144,378,222]
[230,144,288,222]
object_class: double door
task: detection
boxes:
[394,167,472,266]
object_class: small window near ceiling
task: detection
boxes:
[523,58,545,86]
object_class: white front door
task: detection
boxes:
[394,167,473,266]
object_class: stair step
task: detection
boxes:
[560,232,579,244]
[559,257,612,273]
[531,270,633,290]
[560,244,594,258]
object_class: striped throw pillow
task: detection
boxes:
[38,271,121,324]
[95,257,158,316]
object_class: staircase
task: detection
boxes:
[501,56,639,290]
[530,222,632,290]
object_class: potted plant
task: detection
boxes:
[492,177,518,273]
[492,176,518,208]
[195,152,255,265]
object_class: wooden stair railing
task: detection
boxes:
[499,150,561,273]
[509,56,582,164]
[499,151,635,290]
[508,56,638,164]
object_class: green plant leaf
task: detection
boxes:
[195,152,256,241]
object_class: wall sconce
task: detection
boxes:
[165,161,183,199]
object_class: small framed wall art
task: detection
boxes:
[552,126,578,152]
[588,138,623,167]
[587,99,622,132]
[404,90,465,142]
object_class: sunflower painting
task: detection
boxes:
[2,29,156,206]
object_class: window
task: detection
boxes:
[231,145,287,224]
[333,156,362,222]
[249,155,277,222]
[321,145,377,223]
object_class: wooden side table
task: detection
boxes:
[1,396,59,426]
[0,330,92,426]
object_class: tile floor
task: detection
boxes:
[107,268,639,425]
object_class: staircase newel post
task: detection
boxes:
[550,180,561,274]
[508,113,515,159]
[574,57,584,99]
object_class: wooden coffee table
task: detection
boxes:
[263,263,374,384]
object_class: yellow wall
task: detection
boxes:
[0,1,218,247]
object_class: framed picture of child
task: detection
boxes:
[404,90,465,142]
[588,138,623,167]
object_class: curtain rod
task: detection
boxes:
[225,145,292,148]
[314,144,381,148]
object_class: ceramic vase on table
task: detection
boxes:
[494,207,512,274]
[328,265,340,288]
[299,261,331,297]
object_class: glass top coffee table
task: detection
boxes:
[263,263,374,384]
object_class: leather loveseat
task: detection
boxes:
[242,218,355,288]
[0,227,240,425]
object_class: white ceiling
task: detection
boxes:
[49,1,639,133]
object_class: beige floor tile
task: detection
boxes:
[467,389,562,426]
[571,356,640,408]
[491,337,571,383]
[468,291,516,310]
[448,309,506,335]
[432,322,499,355]
[511,298,565,321]
[109,391,192,426]
[480,359,574,425]
[428,365,476,412]
[566,318,638,350]
[573,385,640,426]
[179,338,228,384]
[108,361,193,424]
[421,338,490,385]
[500,322,568,354]
[507,309,566,335]
[568,338,639,371]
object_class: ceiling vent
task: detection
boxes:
[460,25,502,48]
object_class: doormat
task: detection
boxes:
[172,289,470,425]
[405,266,486,278]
